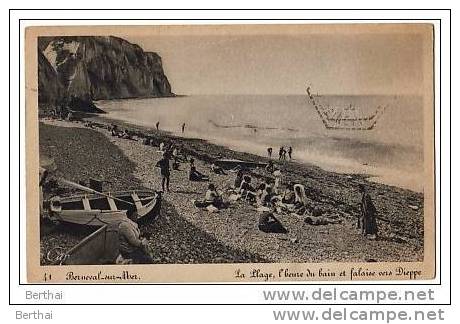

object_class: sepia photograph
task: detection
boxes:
[25,24,435,282]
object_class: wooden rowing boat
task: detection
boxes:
[214,158,267,169]
[59,224,120,265]
[49,190,161,226]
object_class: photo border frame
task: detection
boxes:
[9,8,451,306]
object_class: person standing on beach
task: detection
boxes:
[358,184,378,238]
[288,146,293,160]
[267,147,272,158]
[278,146,284,160]
[182,123,186,133]
[156,121,160,130]
[156,152,170,192]
[273,168,283,194]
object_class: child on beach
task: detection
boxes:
[273,168,283,194]
[263,184,297,214]
[260,185,275,207]
[255,183,267,206]
[239,175,256,201]
[194,183,227,210]
[155,152,171,192]
[281,185,296,205]
[293,184,309,215]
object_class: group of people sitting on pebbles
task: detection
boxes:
[110,124,137,140]
[192,159,344,233]
[107,124,377,238]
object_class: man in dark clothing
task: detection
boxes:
[288,146,293,159]
[358,184,378,237]
[278,146,284,160]
[156,152,170,192]
[155,121,160,130]
[182,123,186,133]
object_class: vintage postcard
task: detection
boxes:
[25,24,435,283]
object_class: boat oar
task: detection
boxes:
[58,178,135,206]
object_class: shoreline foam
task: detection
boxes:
[96,95,424,193]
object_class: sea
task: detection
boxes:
[95,94,425,193]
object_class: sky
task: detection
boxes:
[123,25,430,95]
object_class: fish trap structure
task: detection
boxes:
[306,86,387,130]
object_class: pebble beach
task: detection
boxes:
[39,118,424,265]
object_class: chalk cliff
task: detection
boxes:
[38,36,174,112]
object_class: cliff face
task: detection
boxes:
[38,36,174,111]
[38,50,64,104]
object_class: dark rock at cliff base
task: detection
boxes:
[38,36,174,113]
[68,96,105,114]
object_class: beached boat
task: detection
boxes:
[58,224,120,265]
[214,158,267,169]
[49,190,161,226]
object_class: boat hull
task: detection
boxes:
[53,210,128,226]
[60,224,119,265]
[49,190,161,226]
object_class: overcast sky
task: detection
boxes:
[123,25,429,95]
